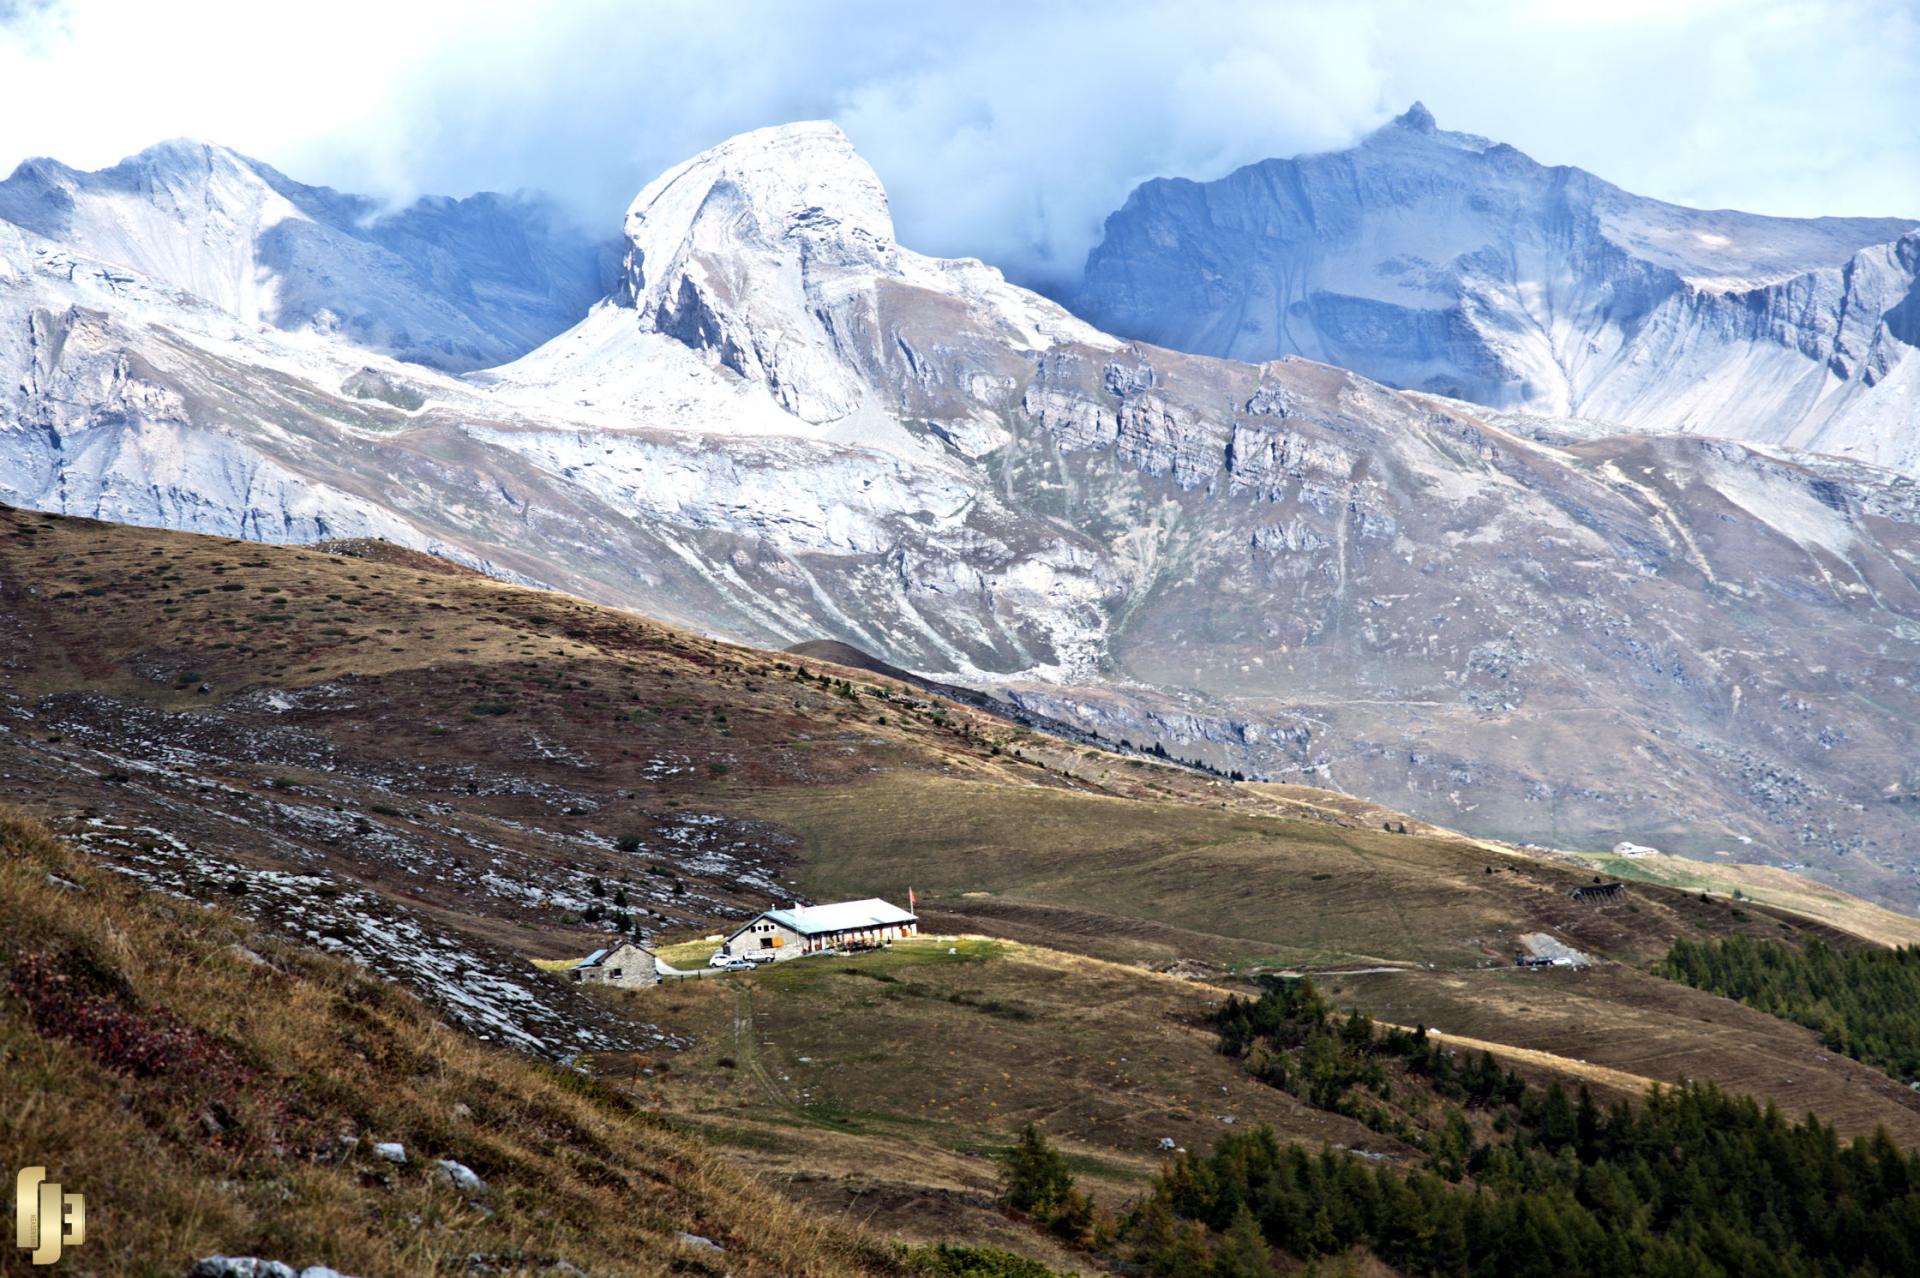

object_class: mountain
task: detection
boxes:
[5,123,1920,910]
[1070,103,1920,471]
[0,139,609,370]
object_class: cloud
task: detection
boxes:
[1,0,1914,289]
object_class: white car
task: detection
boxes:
[708,951,751,970]
[742,950,779,965]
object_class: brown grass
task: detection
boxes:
[1336,963,1920,1144]
[613,936,1382,1271]
[0,806,939,1278]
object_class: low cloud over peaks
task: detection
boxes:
[2,0,1915,289]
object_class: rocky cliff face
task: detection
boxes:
[1071,104,1920,472]
[4,124,1920,908]
[0,141,610,371]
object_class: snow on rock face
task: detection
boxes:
[604,120,1111,426]
[461,422,972,556]
[0,140,607,372]
[1071,104,1920,471]
[619,122,889,422]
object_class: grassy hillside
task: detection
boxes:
[1138,977,1920,1278]
[1657,936,1920,1083]
[600,935,1389,1264]
[8,505,1920,1270]
[1561,848,1920,948]
[758,775,1875,973]
[0,807,932,1277]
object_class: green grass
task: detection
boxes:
[635,932,1371,1216]
[652,935,724,967]
[755,775,1577,971]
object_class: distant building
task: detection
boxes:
[720,898,918,961]
[1570,882,1626,904]
[568,939,660,988]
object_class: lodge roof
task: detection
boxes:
[751,897,916,937]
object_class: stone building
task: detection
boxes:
[568,939,660,988]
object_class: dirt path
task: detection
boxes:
[730,981,795,1111]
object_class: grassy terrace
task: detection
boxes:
[753,774,1822,974]
[607,935,1377,1266]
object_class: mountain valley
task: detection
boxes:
[5,11,1920,1274]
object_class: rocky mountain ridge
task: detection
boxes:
[1072,104,1920,472]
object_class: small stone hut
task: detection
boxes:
[568,939,660,989]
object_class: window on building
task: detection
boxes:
[611,968,623,978]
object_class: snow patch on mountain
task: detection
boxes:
[461,422,972,556]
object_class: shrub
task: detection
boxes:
[906,1243,1065,1277]
[10,949,219,1080]
[998,1124,1073,1216]
[5,948,309,1156]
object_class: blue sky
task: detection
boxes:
[2,0,1915,287]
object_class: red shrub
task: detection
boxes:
[9,950,225,1079]
[8,949,315,1156]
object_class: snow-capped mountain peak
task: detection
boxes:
[615,121,897,422]
[1393,100,1437,133]
[1071,103,1920,469]
[624,120,897,297]
[0,140,607,372]
[1369,100,1492,152]
[500,120,1110,429]
[0,139,305,325]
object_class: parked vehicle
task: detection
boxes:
[709,951,750,969]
